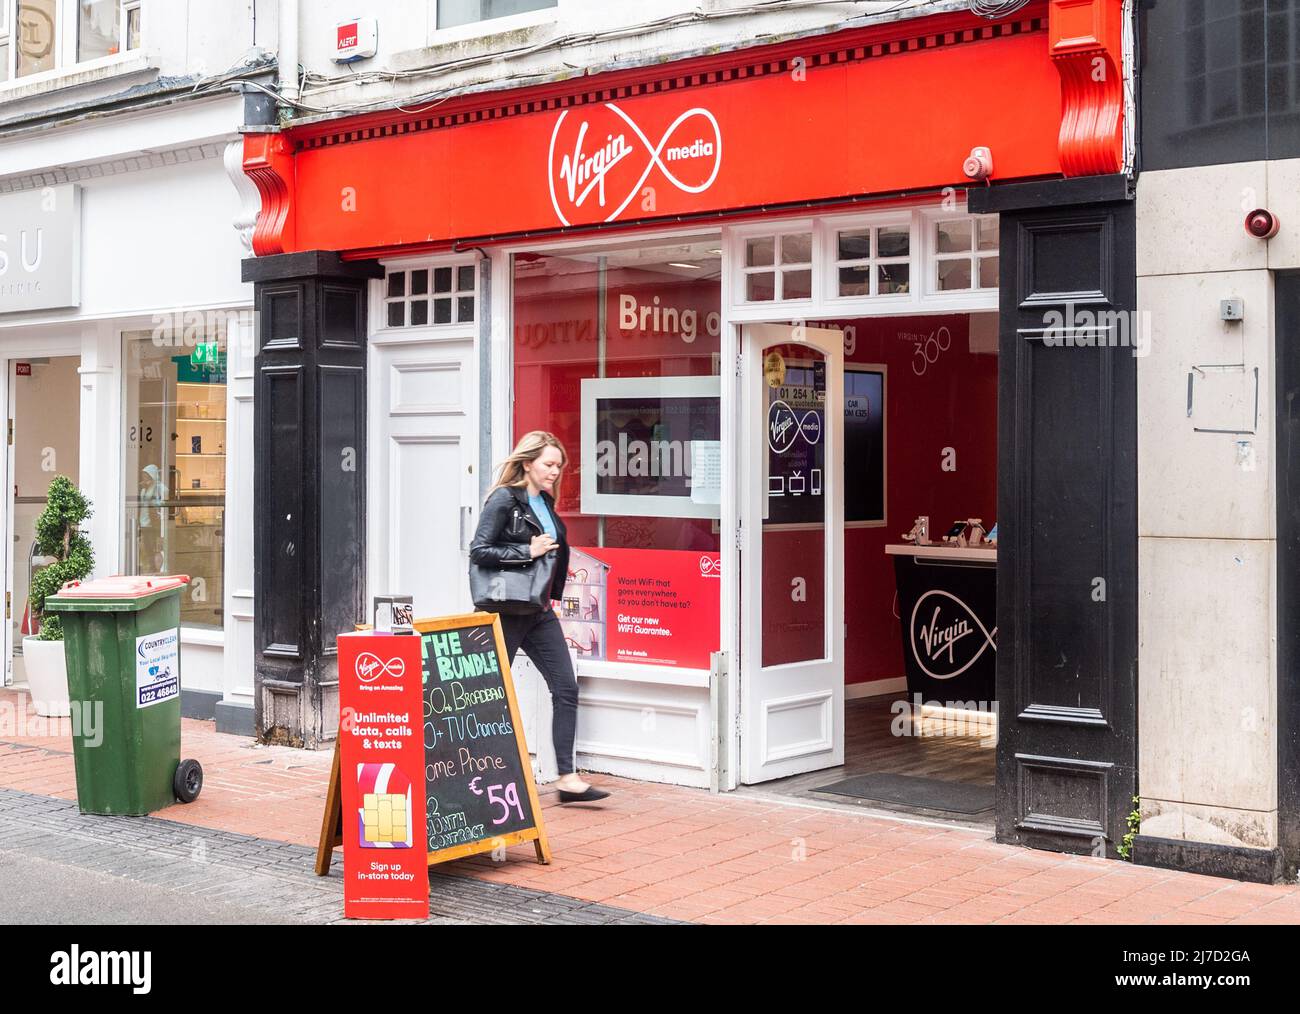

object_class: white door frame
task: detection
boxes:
[3,366,13,685]
[737,323,845,784]
[0,338,83,687]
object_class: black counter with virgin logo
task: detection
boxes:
[887,545,997,706]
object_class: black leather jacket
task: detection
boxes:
[469,485,570,603]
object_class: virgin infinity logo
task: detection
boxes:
[909,590,997,680]
[356,652,406,683]
[699,555,721,578]
[548,103,722,226]
[767,401,822,454]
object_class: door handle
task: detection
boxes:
[460,506,473,553]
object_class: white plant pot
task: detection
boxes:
[24,635,70,718]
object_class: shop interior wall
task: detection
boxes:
[11,358,81,647]
[799,312,997,687]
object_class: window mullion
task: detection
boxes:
[61,0,75,68]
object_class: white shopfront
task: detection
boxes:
[362,201,999,790]
[0,94,258,732]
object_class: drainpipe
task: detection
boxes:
[278,0,300,114]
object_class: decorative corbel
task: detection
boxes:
[1049,0,1124,177]
[242,132,296,256]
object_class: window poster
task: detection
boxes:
[765,381,825,526]
[560,546,721,669]
[765,364,885,527]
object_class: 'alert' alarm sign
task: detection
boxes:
[335,17,377,62]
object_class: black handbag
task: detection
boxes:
[469,550,558,614]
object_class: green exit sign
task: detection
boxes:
[190,342,219,366]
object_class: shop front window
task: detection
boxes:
[512,237,722,670]
[122,329,226,629]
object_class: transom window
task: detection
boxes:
[0,0,141,82]
[730,207,1000,313]
[934,215,999,292]
[743,232,812,302]
[383,263,476,328]
[834,222,910,297]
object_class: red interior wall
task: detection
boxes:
[839,313,997,684]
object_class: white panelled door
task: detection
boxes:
[371,337,477,620]
[740,323,845,783]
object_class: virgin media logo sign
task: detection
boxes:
[547,103,723,226]
[356,652,406,684]
[908,591,997,681]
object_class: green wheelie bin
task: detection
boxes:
[45,574,203,815]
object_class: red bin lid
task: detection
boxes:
[55,575,190,599]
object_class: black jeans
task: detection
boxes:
[499,608,579,776]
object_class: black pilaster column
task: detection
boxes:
[242,251,384,749]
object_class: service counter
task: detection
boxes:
[886,543,997,708]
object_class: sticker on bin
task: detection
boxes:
[356,763,414,849]
[135,629,180,709]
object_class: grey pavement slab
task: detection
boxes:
[0,787,679,926]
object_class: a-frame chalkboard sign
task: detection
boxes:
[316,611,551,875]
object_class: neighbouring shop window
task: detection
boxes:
[437,0,556,30]
[934,214,999,292]
[14,0,56,76]
[383,262,476,328]
[78,0,137,62]
[513,238,722,670]
[3,0,139,79]
[0,1,8,80]
[123,329,226,629]
[742,232,812,302]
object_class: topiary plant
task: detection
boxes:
[29,475,94,642]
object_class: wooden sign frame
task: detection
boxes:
[316,611,551,876]
[417,611,551,866]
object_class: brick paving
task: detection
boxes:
[3,687,1300,924]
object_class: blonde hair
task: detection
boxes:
[490,431,568,500]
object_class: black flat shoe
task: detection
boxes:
[557,786,610,803]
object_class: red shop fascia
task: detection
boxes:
[241,0,1125,259]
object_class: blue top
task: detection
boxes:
[528,492,558,540]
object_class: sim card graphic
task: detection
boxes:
[356,763,414,849]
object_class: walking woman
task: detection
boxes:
[469,431,609,804]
